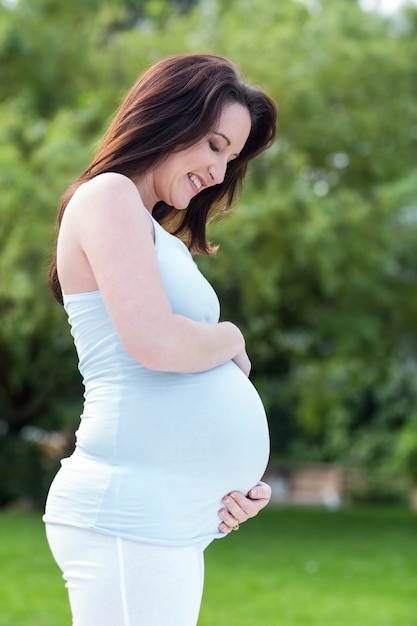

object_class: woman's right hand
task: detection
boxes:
[232,349,251,377]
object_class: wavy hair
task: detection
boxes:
[49,54,277,304]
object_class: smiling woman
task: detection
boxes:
[135,103,252,210]
[44,54,277,626]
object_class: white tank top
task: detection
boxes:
[44,216,270,545]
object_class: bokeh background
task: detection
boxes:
[1,0,417,510]
[1,2,417,625]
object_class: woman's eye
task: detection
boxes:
[209,141,220,153]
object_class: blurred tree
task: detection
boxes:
[198,0,417,493]
[0,0,416,503]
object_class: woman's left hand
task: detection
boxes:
[218,481,272,534]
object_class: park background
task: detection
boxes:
[0,0,417,623]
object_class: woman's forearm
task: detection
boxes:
[125,316,246,374]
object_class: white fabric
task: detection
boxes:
[43,215,269,545]
[45,524,208,626]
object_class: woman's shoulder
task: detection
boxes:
[65,173,147,225]
[74,172,139,204]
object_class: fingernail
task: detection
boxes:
[250,488,257,497]
[223,497,231,504]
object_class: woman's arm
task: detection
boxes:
[58,172,248,374]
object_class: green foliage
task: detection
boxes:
[197,0,417,486]
[1,0,417,501]
[0,435,60,508]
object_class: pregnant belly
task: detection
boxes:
[64,361,270,543]
[151,361,270,490]
[130,362,268,483]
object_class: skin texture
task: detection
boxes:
[136,104,251,211]
[219,482,272,534]
[57,102,271,533]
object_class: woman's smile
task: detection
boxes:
[188,173,204,193]
[136,103,251,211]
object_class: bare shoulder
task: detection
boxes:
[64,172,153,242]
[69,172,142,214]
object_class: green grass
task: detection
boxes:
[0,507,416,625]
[0,510,70,626]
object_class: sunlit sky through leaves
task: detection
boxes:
[359,0,417,12]
[2,0,417,11]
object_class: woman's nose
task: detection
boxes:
[209,159,227,185]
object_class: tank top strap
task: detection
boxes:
[142,207,156,243]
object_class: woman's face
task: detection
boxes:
[139,102,252,211]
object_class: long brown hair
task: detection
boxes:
[49,54,277,304]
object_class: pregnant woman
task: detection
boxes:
[44,54,277,625]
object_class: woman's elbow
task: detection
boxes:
[123,337,174,372]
